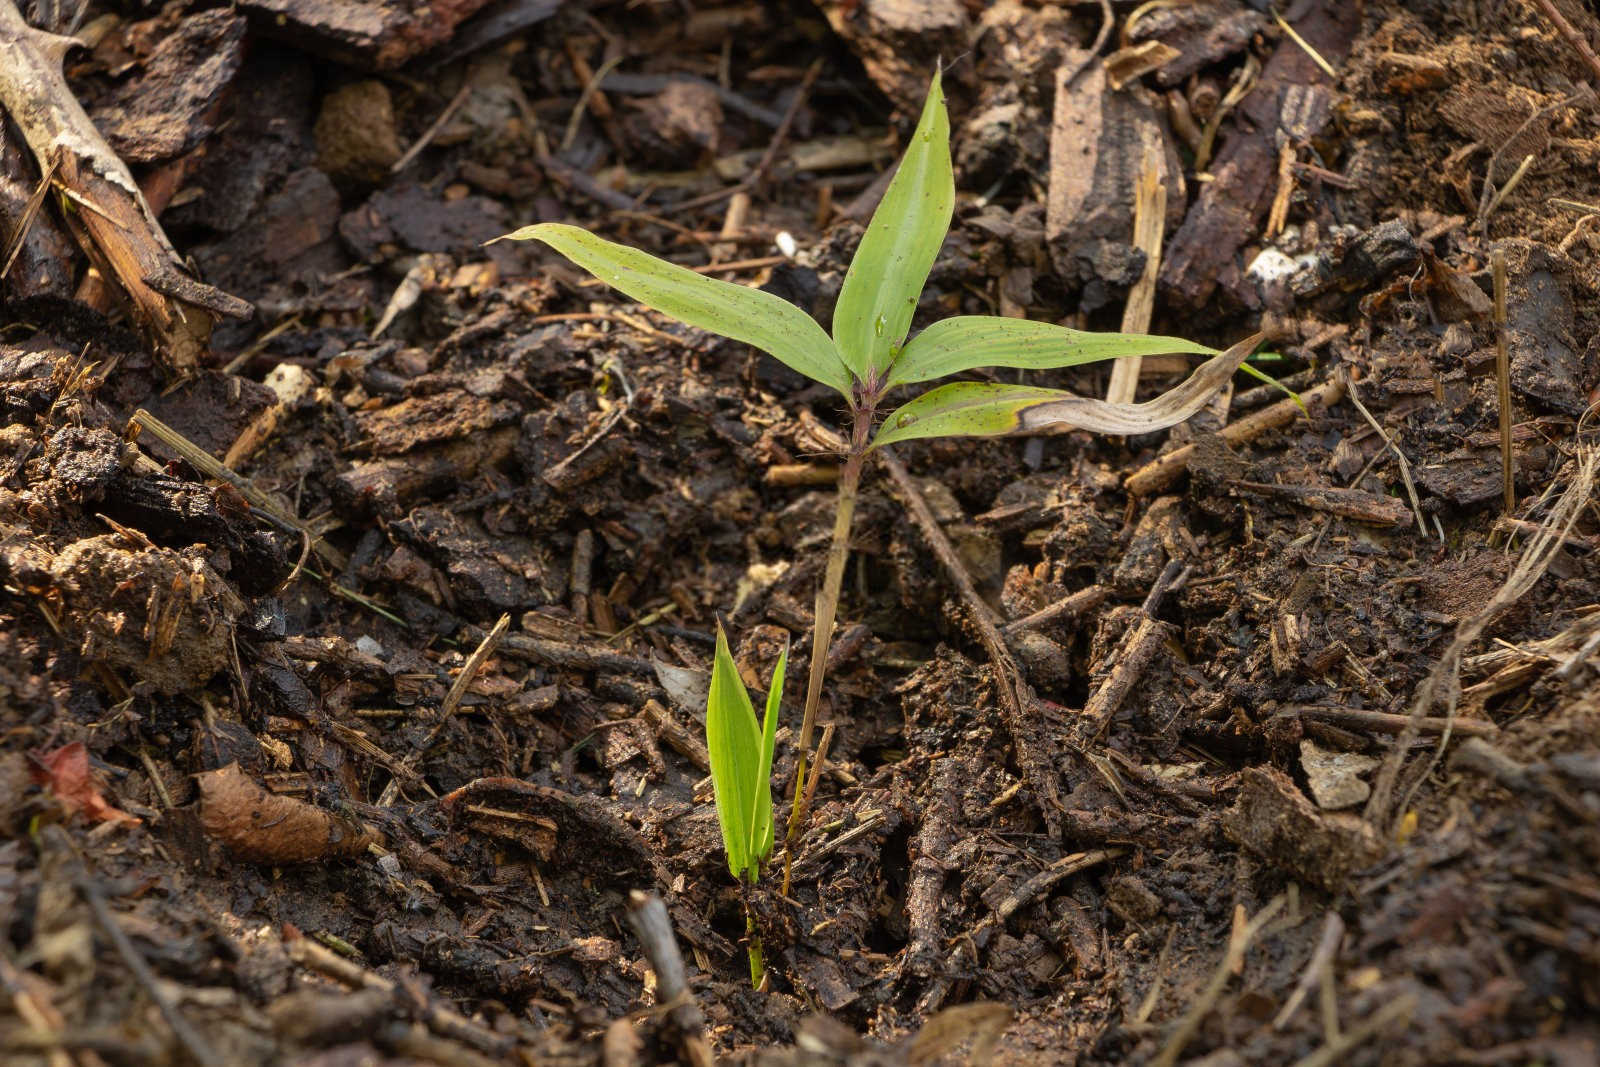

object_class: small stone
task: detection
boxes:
[1299,739,1380,810]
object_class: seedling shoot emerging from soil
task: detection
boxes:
[703,625,785,986]
[496,68,1260,900]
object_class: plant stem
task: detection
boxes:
[745,910,764,989]
[781,403,872,892]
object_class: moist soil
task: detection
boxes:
[2,1,1599,1065]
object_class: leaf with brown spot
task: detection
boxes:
[872,333,1263,448]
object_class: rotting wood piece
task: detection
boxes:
[236,0,499,71]
[0,113,72,297]
[1159,4,1360,310]
[441,776,665,883]
[816,0,970,112]
[87,10,247,165]
[1226,479,1415,527]
[0,1,253,376]
[1222,766,1384,892]
[1125,1,1267,88]
[902,757,961,977]
[1077,558,1187,744]
[1045,48,1185,308]
[499,632,656,676]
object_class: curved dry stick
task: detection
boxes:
[880,448,1064,838]
[624,891,714,1067]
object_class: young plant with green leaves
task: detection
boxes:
[496,68,1259,889]
[704,625,786,987]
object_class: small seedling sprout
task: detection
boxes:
[704,624,786,986]
[496,68,1265,905]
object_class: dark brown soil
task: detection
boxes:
[3,1,1599,1065]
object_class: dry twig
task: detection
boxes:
[1289,994,1417,1067]
[1079,559,1185,742]
[1274,912,1345,1030]
[668,59,823,215]
[1530,0,1600,85]
[78,873,223,1067]
[1343,371,1428,537]
[624,892,715,1067]
[1475,90,1591,235]
[128,409,347,570]
[1061,0,1115,91]
[286,928,514,1056]
[394,81,473,173]
[1002,585,1109,637]
[1106,145,1167,405]
[1125,376,1346,496]
[1287,704,1496,738]
[1492,248,1514,515]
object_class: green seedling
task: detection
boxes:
[496,68,1261,894]
[705,624,786,986]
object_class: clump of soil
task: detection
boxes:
[48,533,244,695]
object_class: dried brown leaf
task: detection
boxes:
[197,762,376,864]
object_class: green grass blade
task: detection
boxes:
[871,333,1262,448]
[886,317,1217,388]
[1240,357,1308,411]
[832,70,953,382]
[706,626,763,880]
[494,223,853,395]
[750,642,786,866]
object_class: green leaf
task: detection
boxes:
[750,642,786,867]
[832,70,953,382]
[871,333,1262,448]
[493,223,852,395]
[1239,358,1308,411]
[706,626,764,880]
[871,382,1069,447]
[886,317,1217,388]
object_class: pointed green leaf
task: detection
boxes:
[750,642,786,866]
[706,626,764,880]
[870,333,1262,448]
[493,223,852,395]
[886,317,1217,388]
[832,70,953,382]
